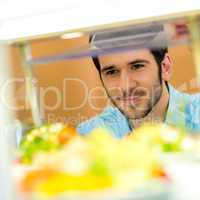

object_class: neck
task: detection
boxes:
[131,83,169,129]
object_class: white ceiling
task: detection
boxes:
[0,0,200,42]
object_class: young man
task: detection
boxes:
[77,28,200,138]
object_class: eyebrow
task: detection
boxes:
[127,59,150,66]
[101,59,150,73]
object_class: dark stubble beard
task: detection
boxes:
[101,78,163,121]
[129,83,163,119]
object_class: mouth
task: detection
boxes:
[114,90,147,105]
[119,96,142,104]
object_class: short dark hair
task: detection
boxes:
[91,48,168,75]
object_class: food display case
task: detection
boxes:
[0,1,200,200]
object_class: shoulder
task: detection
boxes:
[169,85,190,102]
[185,92,200,132]
[77,106,117,135]
[168,85,198,112]
[76,106,130,137]
[170,85,200,132]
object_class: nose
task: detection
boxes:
[119,70,136,92]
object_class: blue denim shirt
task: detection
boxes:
[77,85,200,138]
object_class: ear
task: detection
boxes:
[161,53,172,81]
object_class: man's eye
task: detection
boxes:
[104,69,119,76]
[131,64,145,70]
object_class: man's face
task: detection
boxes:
[98,49,164,119]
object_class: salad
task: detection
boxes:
[16,122,193,198]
